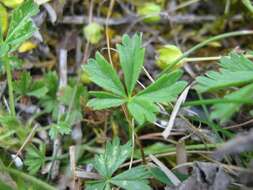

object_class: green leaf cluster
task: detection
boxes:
[12,71,87,139]
[13,72,48,98]
[195,53,253,123]
[84,34,187,124]
[86,138,152,190]
[0,0,39,57]
[37,72,87,139]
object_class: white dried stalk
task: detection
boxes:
[162,85,191,139]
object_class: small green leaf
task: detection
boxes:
[87,91,126,110]
[219,53,253,71]
[5,0,39,51]
[93,138,131,178]
[195,53,253,93]
[211,83,253,123]
[85,52,126,97]
[116,34,145,95]
[14,72,48,98]
[27,82,48,98]
[127,97,159,124]
[39,71,59,120]
[111,166,152,190]
[137,70,187,103]
[24,144,46,174]
[43,71,58,97]
[196,70,253,93]
[49,121,71,139]
[13,72,32,95]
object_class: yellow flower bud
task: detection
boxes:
[137,3,161,23]
[156,45,184,70]
[80,70,91,85]
[83,22,104,44]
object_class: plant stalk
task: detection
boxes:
[4,60,15,116]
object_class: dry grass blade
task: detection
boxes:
[176,141,188,174]
[75,170,101,180]
[162,85,191,139]
[69,146,76,190]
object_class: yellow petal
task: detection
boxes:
[18,41,37,53]
[0,0,24,8]
[0,3,8,35]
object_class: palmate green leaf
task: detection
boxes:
[86,34,187,125]
[111,166,152,190]
[219,53,253,71]
[137,70,187,103]
[93,138,131,178]
[85,52,126,97]
[5,0,39,52]
[127,97,159,125]
[43,71,58,97]
[195,53,253,93]
[211,83,253,123]
[13,72,32,95]
[116,33,145,95]
[27,81,48,98]
[24,144,46,174]
[13,72,48,98]
[195,70,253,93]
[87,91,126,110]
[86,139,152,190]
